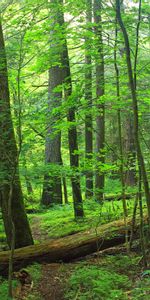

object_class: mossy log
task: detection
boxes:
[105,192,135,201]
[0,217,140,275]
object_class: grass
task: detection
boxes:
[28,197,137,240]
[25,263,42,300]
[65,265,131,299]
[0,277,19,300]
[64,254,150,300]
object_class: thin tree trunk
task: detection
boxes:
[138,166,147,267]
[118,1,136,188]
[63,56,84,217]
[93,0,105,202]
[60,157,68,204]
[62,176,68,204]
[61,13,84,218]
[134,0,147,266]
[125,115,136,186]
[116,0,150,225]
[25,172,33,196]
[0,20,33,249]
[85,0,93,199]
[114,22,128,247]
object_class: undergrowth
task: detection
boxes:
[64,255,150,300]
[65,265,131,300]
[28,198,136,240]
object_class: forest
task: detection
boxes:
[0,0,150,299]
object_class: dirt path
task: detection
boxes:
[31,216,49,242]
[39,263,67,300]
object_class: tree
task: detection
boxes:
[41,0,64,205]
[94,0,105,201]
[116,0,150,225]
[0,19,33,249]
[62,18,84,218]
[41,0,84,216]
[85,0,93,199]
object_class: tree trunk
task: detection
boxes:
[93,0,105,202]
[85,0,93,199]
[42,1,63,205]
[0,21,33,249]
[60,157,68,204]
[125,115,136,186]
[23,161,33,196]
[61,5,84,217]
[114,22,128,246]
[116,0,150,225]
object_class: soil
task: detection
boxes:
[38,263,70,300]
[31,217,49,242]
[15,263,74,300]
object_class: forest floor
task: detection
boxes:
[15,248,150,300]
[0,202,150,299]
[13,214,150,300]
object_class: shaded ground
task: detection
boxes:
[15,263,73,300]
[14,244,148,300]
[31,216,49,242]
[1,213,149,300]
[39,263,68,300]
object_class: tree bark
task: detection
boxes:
[125,115,136,186]
[60,3,84,217]
[0,21,33,249]
[114,21,128,243]
[85,0,93,199]
[42,1,63,205]
[116,0,150,225]
[93,0,105,202]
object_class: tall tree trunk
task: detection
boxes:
[85,0,93,199]
[0,21,33,249]
[116,0,150,225]
[63,46,84,217]
[114,22,128,246]
[60,2,84,217]
[42,1,63,205]
[93,0,105,202]
[124,0,142,188]
[118,0,136,188]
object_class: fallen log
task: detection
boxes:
[0,217,142,275]
[104,192,135,201]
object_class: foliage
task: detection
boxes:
[65,265,131,300]
[28,197,136,240]
[0,277,18,300]
[132,277,150,299]
[25,263,42,300]
[25,263,41,283]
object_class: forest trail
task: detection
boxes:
[31,216,49,242]
[14,263,74,300]
[39,263,68,300]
